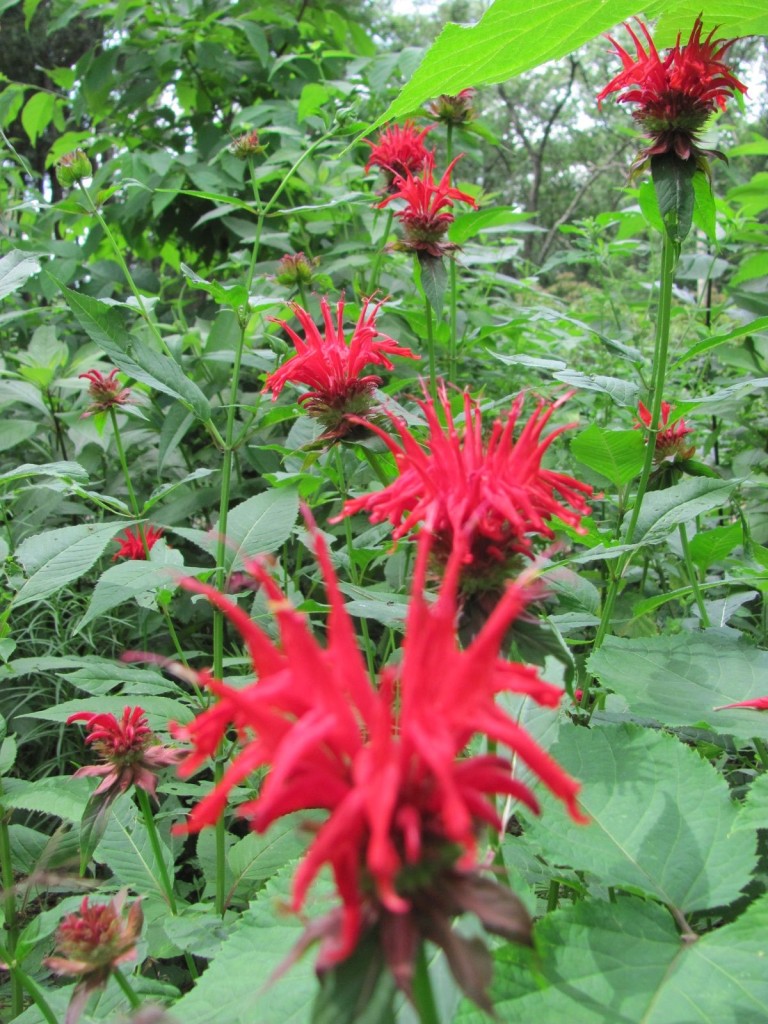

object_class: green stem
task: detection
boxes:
[367,208,393,295]
[546,878,560,913]
[136,788,177,913]
[448,258,458,386]
[593,232,679,650]
[412,942,441,1024]
[0,959,57,1024]
[423,294,437,400]
[112,966,142,1009]
[678,523,710,627]
[0,812,22,1017]
[109,408,143,522]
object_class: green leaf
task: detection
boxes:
[12,522,126,607]
[1,776,94,822]
[172,861,325,1024]
[180,263,248,310]
[311,929,396,1024]
[0,737,16,775]
[0,460,87,487]
[732,772,768,836]
[588,632,768,742]
[627,477,738,545]
[298,83,330,123]
[218,488,300,570]
[0,250,42,299]
[227,814,316,896]
[673,317,768,367]
[23,695,193,729]
[96,794,175,899]
[692,168,717,243]
[448,207,533,245]
[416,252,447,318]
[52,279,211,420]
[688,522,742,571]
[523,724,755,913]
[571,426,645,486]
[0,420,37,453]
[651,153,696,244]
[552,371,638,407]
[20,91,54,146]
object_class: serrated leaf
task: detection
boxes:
[688,522,742,571]
[2,776,94,821]
[628,477,738,545]
[52,278,211,420]
[227,814,316,898]
[732,773,768,836]
[588,631,768,742]
[571,425,645,486]
[219,489,300,570]
[96,795,175,900]
[651,153,696,244]
[0,737,16,775]
[523,724,755,914]
[416,252,447,318]
[553,371,639,407]
[0,250,42,299]
[673,318,768,367]
[180,264,248,310]
[20,91,54,146]
[0,460,88,486]
[22,695,193,729]
[12,522,125,607]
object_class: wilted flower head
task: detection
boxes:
[228,129,265,159]
[637,400,695,463]
[426,88,477,125]
[377,155,477,258]
[336,385,592,585]
[275,252,317,288]
[263,297,418,441]
[364,120,436,189]
[169,517,585,1004]
[56,148,93,187]
[113,526,164,562]
[79,368,133,418]
[45,892,143,1024]
[597,17,746,171]
[67,705,183,802]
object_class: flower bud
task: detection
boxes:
[228,130,265,159]
[275,252,316,287]
[56,148,93,187]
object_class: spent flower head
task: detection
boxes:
[169,516,585,1005]
[426,88,477,125]
[263,296,418,441]
[79,368,134,418]
[336,384,592,586]
[228,129,265,159]
[67,705,183,802]
[364,120,436,189]
[377,154,477,258]
[597,17,746,172]
[56,148,93,188]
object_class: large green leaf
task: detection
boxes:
[457,894,768,1023]
[588,632,768,741]
[376,0,768,129]
[172,861,323,1024]
[218,488,300,570]
[0,250,42,300]
[1,776,94,822]
[627,477,738,544]
[22,695,193,729]
[522,724,755,914]
[571,425,645,486]
[12,522,126,607]
[96,795,175,902]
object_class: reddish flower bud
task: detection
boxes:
[426,88,477,125]
[79,368,133,418]
[228,129,265,159]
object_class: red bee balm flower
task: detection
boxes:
[637,401,695,463]
[377,154,477,258]
[79,368,133,418]
[263,297,418,440]
[113,525,164,561]
[68,706,184,802]
[364,120,435,188]
[170,520,586,1002]
[336,386,592,582]
[45,893,143,1024]
[597,17,746,169]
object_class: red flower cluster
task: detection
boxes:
[637,400,695,463]
[45,893,142,1024]
[364,120,435,189]
[170,519,585,998]
[79,368,133,418]
[68,706,183,802]
[263,297,418,440]
[112,525,164,561]
[377,154,477,258]
[598,17,746,169]
[337,386,592,582]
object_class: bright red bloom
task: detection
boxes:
[636,400,695,463]
[364,120,435,188]
[112,525,164,561]
[67,706,183,801]
[377,155,477,258]
[597,17,747,168]
[79,368,133,418]
[45,892,143,1024]
[426,88,477,125]
[336,385,592,579]
[170,519,585,991]
[715,697,768,711]
[263,297,418,440]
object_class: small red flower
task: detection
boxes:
[169,517,585,1000]
[364,120,435,188]
[68,706,183,802]
[336,385,592,580]
[79,368,133,418]
[377,154,477,258]
[636,401,695,463]
[263,297,418,440]
[113,526,164,562]
[715,697,768,711]
[426,88,477,125]
[45,892,143,1024]
[597,17,746,170]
